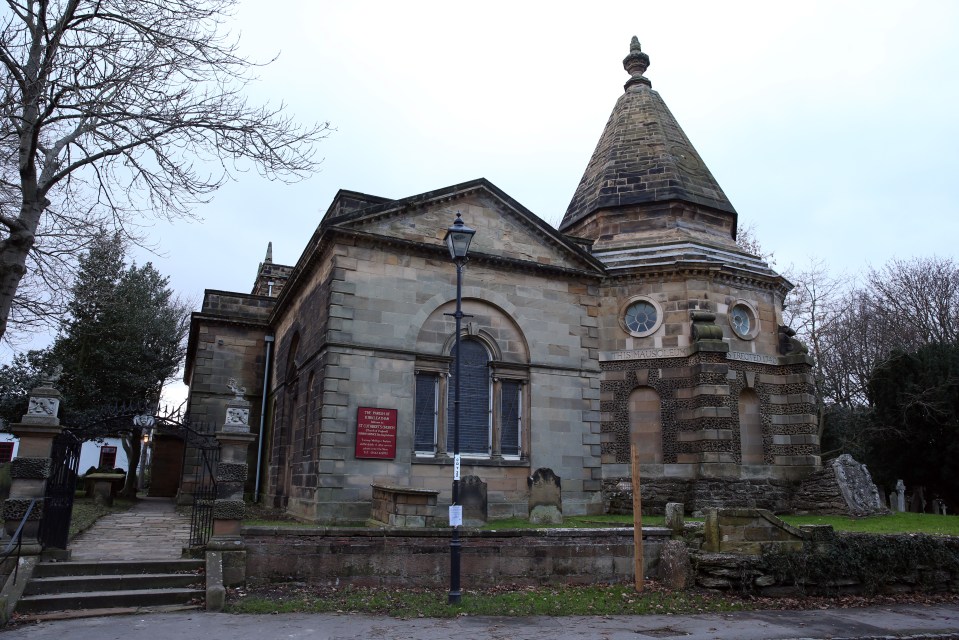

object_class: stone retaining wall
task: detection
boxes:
[605,477,793,515]
[242,526,670,587]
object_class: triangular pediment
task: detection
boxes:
[325,179,605,274]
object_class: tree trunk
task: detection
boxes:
[120,428,143,498]
[0,200,45,340]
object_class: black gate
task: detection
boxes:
[189,445,219,547]
[39,429,82,550]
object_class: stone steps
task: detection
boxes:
[16,559,204,615]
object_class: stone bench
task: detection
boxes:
[369,484,439,528]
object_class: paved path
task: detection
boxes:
[5,604,959,639]
[68,497,191,561]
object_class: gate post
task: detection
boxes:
[2,377,63,554]
[208,380,254,587]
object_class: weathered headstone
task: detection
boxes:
[460,475,487,526]
[896,479,906,513]
[792,454,887,516]
[665,502,685,536]
[528,467,562,524]
[831,454,887,516]
[909,485,926,513]
[658,539,692,589]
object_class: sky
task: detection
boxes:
[5,1,959,398]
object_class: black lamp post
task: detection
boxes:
[444,212,475,605]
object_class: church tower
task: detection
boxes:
[564,38,819,512]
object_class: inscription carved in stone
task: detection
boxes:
[601,346,692,362]
[727,351,779,366]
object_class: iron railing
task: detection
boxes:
[189,446,219,547]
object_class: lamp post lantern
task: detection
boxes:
[444,212,475,605]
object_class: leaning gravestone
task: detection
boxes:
[460,475,488,526]
[528,468,562,524]
[793,454,888,516]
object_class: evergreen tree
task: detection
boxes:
[866,343,959,509]
[51,231,189,496]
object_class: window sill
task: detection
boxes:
[411,455,530,468]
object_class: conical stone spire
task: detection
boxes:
[560,37,737,239]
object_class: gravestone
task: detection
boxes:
[792,454,886,516]
[665,502,685,536]
[896,479,906,513]
[460,475,487,526]
[528,467,562,524]
[909,485,926,513]
[658,540,693,590]
[831,454,887,516]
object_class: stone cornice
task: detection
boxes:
[605,261,791,296]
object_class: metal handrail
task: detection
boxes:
[1,497,41,581]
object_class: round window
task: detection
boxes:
[729,303,758,340]
[623,299,660,336]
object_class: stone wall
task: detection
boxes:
[691,533,959,596]
[243,526,670,587]
[605,477,793,515]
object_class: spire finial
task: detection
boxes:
[264,241,273,263]
[623,36,651,91]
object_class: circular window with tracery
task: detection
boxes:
[621,297,663,337]
[729,302,759,340]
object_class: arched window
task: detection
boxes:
[739,389,763,464]
[446,338,491,455]
[629,387,662,464]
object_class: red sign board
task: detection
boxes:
[355,407,398,459]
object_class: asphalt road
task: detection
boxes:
[4,604,959,640]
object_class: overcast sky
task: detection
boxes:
[144,0,957,293]
[7,1,959,396]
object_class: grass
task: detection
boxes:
[780,512,959,535]
[69,496,137,539]
[227,582,749,618]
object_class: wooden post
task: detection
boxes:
[631,441,644,592]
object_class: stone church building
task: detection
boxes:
[183,38,819,523]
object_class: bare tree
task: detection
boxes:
[782,257,850,437]
[0,0,330,341]
[863,257,959,349]
[735,221,774,264]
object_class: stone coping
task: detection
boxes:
[83,473,126,480]
[242,525,673,539]
[370,483,439,496]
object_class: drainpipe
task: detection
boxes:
[254,334,274,502]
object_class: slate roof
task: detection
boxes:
[560,38,736,232]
